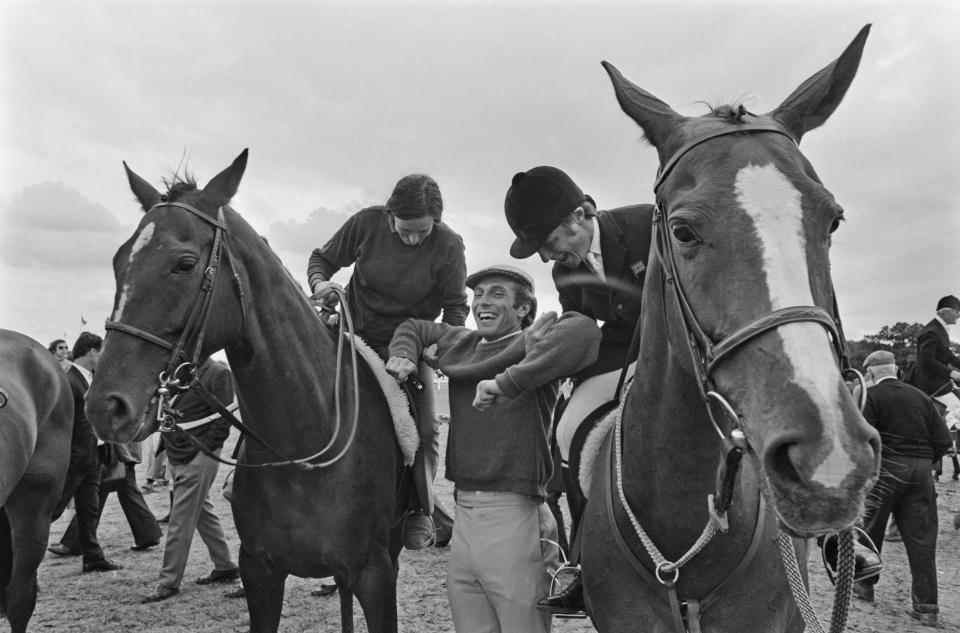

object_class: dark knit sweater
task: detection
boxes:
[164,360,234,465]
[863,377,952,461]
[389,313,600,498]
[307,206,469,350]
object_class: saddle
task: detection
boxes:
[343,332,419,466]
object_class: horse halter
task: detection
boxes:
[104,201,246,431]
[651,123,866,450]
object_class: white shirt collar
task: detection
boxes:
[876,375,897,384]
[480,329,523,344]
[72,362,93,385]
[936,315,949,330]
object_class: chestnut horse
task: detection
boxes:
[84,152,404,633]
[580,26,881,632]
[0,329,73,633]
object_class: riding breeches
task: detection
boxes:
[555,364,635,464]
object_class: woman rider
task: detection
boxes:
[307,174,468,549]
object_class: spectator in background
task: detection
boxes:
[912,294,960,397]
[48,338,71,371]
[54,441,162,555]
[853,351,952,628]
[141,358,239,603]
[49,332,122,573]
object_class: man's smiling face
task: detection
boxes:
[471,275,529,339]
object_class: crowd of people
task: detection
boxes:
[39,168,959,631]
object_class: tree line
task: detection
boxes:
[846,321,960,370]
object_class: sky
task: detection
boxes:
[1,1,957,348]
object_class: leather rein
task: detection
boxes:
[104,201,360,470]
[608,123,865,633]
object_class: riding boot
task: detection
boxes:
[403,364,439,550]
[538,570,585,615]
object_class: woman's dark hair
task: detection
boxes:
[386,174,443,222]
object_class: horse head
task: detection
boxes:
[605,26,880,536]
[85,149,249,443]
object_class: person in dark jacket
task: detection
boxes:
[306,174,469,549]
[141,358,239,603]
[49,332,122,572]
[56,441,161,554]
[504,166,652,474]
[912,294,960,397]
[853,350,952,628]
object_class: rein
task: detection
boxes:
[609,123,864,632]
[104,201,361,470]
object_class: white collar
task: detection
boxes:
[936,315,949,330]
[480,329,523,344]
[876,375,897,384]
[72,362,93,385]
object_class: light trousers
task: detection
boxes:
[448,490,559,633]
[158,450,236,590]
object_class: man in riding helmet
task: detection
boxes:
[504,166,653,613]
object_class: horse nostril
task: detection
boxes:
[106,394,133,422]
[768,441,804,486]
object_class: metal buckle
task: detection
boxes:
[655,561,680,586]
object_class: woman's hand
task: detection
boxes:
[310,281,344,308]
[386,356,417,383]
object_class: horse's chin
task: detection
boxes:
[762,476,865,539]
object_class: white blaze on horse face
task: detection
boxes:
[114,222,155,321]
[734,164,855,489]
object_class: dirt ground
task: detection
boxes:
[13,423,960,633]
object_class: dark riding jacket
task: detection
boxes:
[553,204,653,380]
[913,318,960,396]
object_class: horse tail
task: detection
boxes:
[0,507,10,618]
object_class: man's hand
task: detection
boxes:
[386,356,417,383]
[473,379,504,411]
[310,280,344,308]
[951,369,960,383]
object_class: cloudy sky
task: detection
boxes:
[1,1,957,348]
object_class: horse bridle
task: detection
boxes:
[650,124,866,454]
[104,201,244,437]
[608,122,866,633]
[103,201,360,470]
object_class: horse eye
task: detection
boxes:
[173,257,198,273]
[671,223,700,245]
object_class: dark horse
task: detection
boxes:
[84,151,403,633]
[580,26,881,632]
[0,330,73,633]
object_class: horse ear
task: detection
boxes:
[203,148,249,207]
[601,61,683,155]
[770,24,871,142]
[123,161,161,212]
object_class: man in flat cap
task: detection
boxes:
[852,350,951,627]
[912,295,960,397]
[503,166,652,612]
[386,265,601,633]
